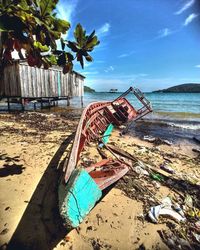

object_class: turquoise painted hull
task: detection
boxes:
[59,169,102,228]
[102,123,114,144]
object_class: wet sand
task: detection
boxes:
[0,111,200,250]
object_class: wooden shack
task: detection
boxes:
[0,60,85,108]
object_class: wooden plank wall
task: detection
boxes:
[75,74,84,97]
[19,62,84,98]
[0,61,84,98]
[0,62,21,96]
[70,73,84,97]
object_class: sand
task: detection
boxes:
[0,111,199,250]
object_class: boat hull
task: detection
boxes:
[59,169,102,228]
[58,87,152,228]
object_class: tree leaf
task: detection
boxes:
[14,39,22,51]
[57,52,66,66]
[67,41,79,52]
[60,38,65,51]
[33,41,49,52]
[50,30,61,40]
[54,18,70,33]
[47,54,57,64]
[74,23,85,47]
[0,22,13,31]
[42,57,51,69]
[66,52,74,62]
[40,0,58,16]
[27,54,37,66]
[77,53,84,69]
[63,62,73,74]
[87,30,95,42]
[85,36,100,50]
[85,55,93,62]
[0,1,98,74]
[1,14,27,33]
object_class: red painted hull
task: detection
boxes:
[62,87,152,189]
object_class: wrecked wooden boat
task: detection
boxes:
[58,87,152,228]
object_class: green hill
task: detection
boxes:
[154,83,200,93]
[84,86,95,93]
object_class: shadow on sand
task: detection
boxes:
[6,133,75,250]
[0,164,25,177]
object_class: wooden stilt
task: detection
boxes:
[67,96,70,106]
[21,98,25,111]
[7,97,10,112]
[33,101,36,111]
[41,98,43,109]
[48,98,51,110]
[81,95,83,108]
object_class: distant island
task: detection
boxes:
[84,86,95,93]
[154,83,200,93]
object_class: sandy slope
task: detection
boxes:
[0,112,199,250]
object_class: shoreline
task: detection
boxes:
[0,110,200,249]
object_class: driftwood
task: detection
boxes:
[106,144,138,163]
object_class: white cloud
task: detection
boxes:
[158,28,172,38]
[118,50,135,58]
[184,13,198,26]
[118,53,129,58]
[175,0,195,15]
[104,66,114,73]
[96,23,111,36]
[56,0,79,40]
[83,62,92,68]
[195,64,200,68]
[56,0,79,24]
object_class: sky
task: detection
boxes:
[56,0,200,92]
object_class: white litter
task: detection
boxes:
[148,197,186,223]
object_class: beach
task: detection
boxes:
[0,109,200,250]
[1,0,200,248]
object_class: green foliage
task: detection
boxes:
[67,23,100,68]
[0,0,100,73]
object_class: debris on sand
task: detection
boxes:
[1,111,200,249]
[143,135,173,146]
[148,197,185,223]
[112,137,200,249]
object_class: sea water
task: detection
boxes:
[1,91,200,142]
[69,92,200,142]
[82,92,200,114]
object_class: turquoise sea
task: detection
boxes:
[1,91,200,142]
[69,92,200,142]
[81,92,200,114]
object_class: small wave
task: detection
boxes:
[167,122,200,130]
[144,112,200,122]
[137,116,200,131]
